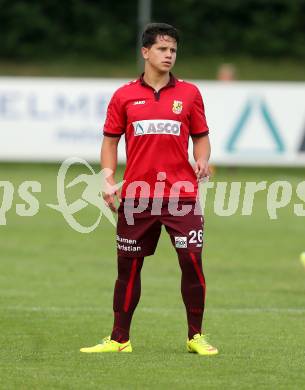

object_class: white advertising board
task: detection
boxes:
[0,77,305,166]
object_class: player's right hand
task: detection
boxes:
[102,178,121,212]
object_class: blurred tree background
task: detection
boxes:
[0,0,304,79]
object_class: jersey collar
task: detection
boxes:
[139,72,176,89]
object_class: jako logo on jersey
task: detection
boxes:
[175,236,187,249]
[172,100,183,114]
[133,119,181,136]
[133,100,146,105]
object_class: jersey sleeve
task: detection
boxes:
[189,88,209,137]
[103,90,126,137]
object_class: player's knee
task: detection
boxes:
[117,256,144,280]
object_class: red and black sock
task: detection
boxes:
[111,256,144,343]
[177,251,206,339]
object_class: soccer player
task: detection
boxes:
[80,23,218,355]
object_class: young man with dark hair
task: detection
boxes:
[80,23,218,355]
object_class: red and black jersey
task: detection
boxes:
[103,73,209,199]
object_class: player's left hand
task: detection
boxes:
[194,158,211,181]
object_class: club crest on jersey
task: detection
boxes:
[172,100,183,114]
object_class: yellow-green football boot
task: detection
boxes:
[80,336,132,353]
[187,334,218,356]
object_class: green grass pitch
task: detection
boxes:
[0,163,304,389]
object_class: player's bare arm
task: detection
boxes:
[100,136,121,212]
[192,135,211,180]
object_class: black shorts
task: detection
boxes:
[116,199,204,258]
